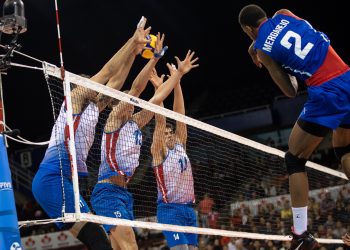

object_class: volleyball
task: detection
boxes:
[140,34,157,59]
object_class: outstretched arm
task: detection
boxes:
[132,67,164,129]
[128,33,166,98]
[150,80,166,164]
[133,51,199,129]
[111,33,166,130]
[149,50,199,105]
[93,17,152,111]
[165,63,187,145]
[151,110,167,166]
[92,16,151,87]
[174,83,187,145]
[257,49,298,97]
[71,17,151,114]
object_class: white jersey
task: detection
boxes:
[154,143,195,204]
[98,120,142,181]
[40,102,99,176]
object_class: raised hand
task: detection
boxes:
[154,33,168,59]
[166,63,177,77]
[248,41,262,68]
[149,68,165,89]
[175,50,199,75]
[132,16,152,53]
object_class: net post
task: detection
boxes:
[0,134,23,249]
[63,72,81,219]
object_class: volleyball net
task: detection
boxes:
[8,59,343,246]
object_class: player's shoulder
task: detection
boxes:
[273,9,302,20]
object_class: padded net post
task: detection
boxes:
[63,73,82,217]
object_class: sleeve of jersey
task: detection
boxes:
[274,10,302,20]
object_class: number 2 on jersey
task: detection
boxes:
[280,30,314,60]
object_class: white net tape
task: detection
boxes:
[14,60,348,246]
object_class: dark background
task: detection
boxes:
[1,0,349,151]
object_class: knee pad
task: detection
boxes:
[77,222,112,250]
[334,145,350,162]
[285,151,307,175]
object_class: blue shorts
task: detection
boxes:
[300,70,350,129]
[32,168,90,229]
[91,183,134,233]
[157,202,198,247]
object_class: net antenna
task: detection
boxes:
[53,0,82,219]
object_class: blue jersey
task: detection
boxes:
[255,13,330,83]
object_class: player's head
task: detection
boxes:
[238,4,267,40]
[165,122,175,148]
[108,98,120,109]
[109,90,134,119]
[79,73,91,78]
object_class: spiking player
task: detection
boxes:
[151,62,199,250]
[91,49,199,250]
[32,17,151,250]
[239,4,350,249]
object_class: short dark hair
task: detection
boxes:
[166,122,175,132]
[108,90,129,108]
[238,4,267,28]
[79,73,91,78]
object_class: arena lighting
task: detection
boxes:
[0,0,27,71]
[0,0,27,34]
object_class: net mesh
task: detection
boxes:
[39,62,347,247]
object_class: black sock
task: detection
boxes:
[77,222,113,250]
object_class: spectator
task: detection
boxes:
[280,200,292,220]
[333,221,347,238]
[325,214,335,229]
[208,210,220,229]
[308,197,320,215]
[320,192,336,217]
[231,209,242,228]
[234,238,248,250]
[199,193,215,228]
[333,201,348,223]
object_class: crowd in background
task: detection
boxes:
[16,141,350,249]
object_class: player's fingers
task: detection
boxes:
[175,56,181,65]
[191,57,199,64]
[186,50,191,59]
[137,16,146,29]
[251,56,262,68]
[166,63,172,71]
[144,26,152,35]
